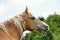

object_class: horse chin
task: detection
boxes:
[35,28,49,33]
[33,30,40,33]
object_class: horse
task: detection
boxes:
[0,7,49,40]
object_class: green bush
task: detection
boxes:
[45,14,60,40]
[25,31,53,40]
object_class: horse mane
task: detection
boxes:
[10,15,25,33]
[0,14,26,38]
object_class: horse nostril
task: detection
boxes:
[46,28,48,30]
[45,26,49,30]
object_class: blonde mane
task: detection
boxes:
[0,14,26,40]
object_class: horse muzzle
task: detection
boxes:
[36,24,49,32]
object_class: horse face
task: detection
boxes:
[22,7,49,32]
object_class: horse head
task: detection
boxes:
[21,7,49,32]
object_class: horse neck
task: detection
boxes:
[0,14,26,40]
[10,14,26,34]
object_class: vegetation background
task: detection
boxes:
[22,13,60,40]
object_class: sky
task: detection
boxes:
[0,0,60,22]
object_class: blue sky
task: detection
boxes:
[0,0,60,22]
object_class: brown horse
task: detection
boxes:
[0,7,49,40]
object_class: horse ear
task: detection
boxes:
[25,6,28,14]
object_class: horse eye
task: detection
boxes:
[30,17,35,20]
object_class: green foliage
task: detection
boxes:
[22,13,60,40]
[25,31,53,40]
[46,14,60,40]
[38,16,45,21]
